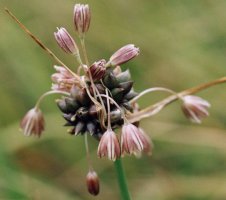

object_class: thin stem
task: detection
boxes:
[84,134,92,170]
[35,90,70,109]
[105,90,111,130]
[114,158,131,200]
[80,37,89,66]
[129,87,180,104]
[5,8,80,81]
[128,76,226,123]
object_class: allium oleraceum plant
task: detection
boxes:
[5,3,226,199]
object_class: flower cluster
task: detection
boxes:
[19,3,212,196]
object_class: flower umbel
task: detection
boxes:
[181,95,210,123]
[97,129,121,161]
[20,108,45,137]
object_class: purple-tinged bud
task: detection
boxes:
[121,123,150,156]
[109,44,139,66]
[181,95,210,124]
[54,27,79,55]
[97,129,121,161]
[86,170,100,196]
[20,108,45,137]
[89,59,106,81]
[73,4,91,37]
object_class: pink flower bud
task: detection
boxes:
[121,123,150,155]
[97,129,121,161]
[73,4,91,37]
[181,95,210,123]
[86,170,100,196]
[54,27,79,55]
[51,65,76,92]
[109,44,139,66]
[20,108,45,137]
[89,59,106,81]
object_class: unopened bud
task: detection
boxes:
[86,170,100,196]
[109,44,139,66]
[89,59,106,81]
[54,27,79,55]
[73,4,91,37]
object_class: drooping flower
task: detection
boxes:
[109,44,139,66]
[181,95,210,123]
[51,65,76,92]
[73,4,91,37]
[97,129,121,161]
[89,59,106,81]
[138,128,153,155]
[20,108,45,137]
[86,170,100,196]
[54,27,79,55]
[121,123,150,155]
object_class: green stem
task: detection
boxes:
[114,158,131,200]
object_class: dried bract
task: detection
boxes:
[20,108,45,137]
[182,95,210,123]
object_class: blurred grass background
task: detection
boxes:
[1,0,226,199]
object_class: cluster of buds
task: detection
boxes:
[18,3,212,197]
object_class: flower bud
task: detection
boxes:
[89,59,106,81]
[73,4,91,37]
[181,95,210,123]
[20,108,45,137]
[54,27,79,55]
[86,170,100,196]
[109,44,139,66]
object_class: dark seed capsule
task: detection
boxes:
[71,86,90,106]
[103,72,118,89]
[90,83,105,96]
[124,90,138,100]
[122,102,133,112]
[86,122,96,135]
[111,88,124,102]
[63,113,74,123]
[116,69,131,83]
[56,99,68,113]
[65,97,80,112]
[76,107,89,120]
[119,81,133,94]
[75,121,85,135]
[86,170,100,196]
[88,104,98,118]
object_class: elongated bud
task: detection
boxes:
[89,59,106,81]
[86,170,100,196]
[74,4,91,37]
[54,27,79,55]
[109,44,139,66]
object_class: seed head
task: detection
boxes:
[86,170,100,196]
[97,129,121,161]
[121,123,150,155]
[20,108,45,137]
[54,27,79,55]
[73,4,91,37]
[89,59,106,81]
[181,95,210,124]
[109,44,139,66]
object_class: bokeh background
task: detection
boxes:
[1,0,226,199]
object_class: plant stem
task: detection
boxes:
[114,158,131,200]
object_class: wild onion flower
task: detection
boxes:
[181,95,210,123]
[7,2,226,198]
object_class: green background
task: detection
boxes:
[1,0,226,199]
